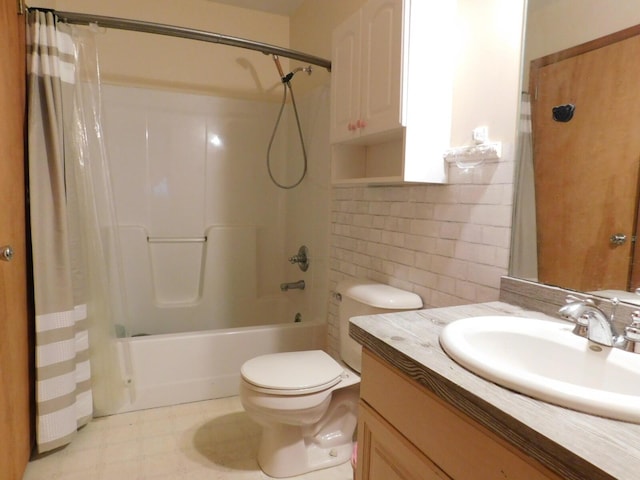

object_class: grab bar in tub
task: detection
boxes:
[147,236,207,243]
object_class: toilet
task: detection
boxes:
[240,279,423,478]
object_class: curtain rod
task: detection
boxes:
[53,10,332,72]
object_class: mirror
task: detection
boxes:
[510,0,640,303]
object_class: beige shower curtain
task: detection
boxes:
[27,10,126,452]
[27,9,92,453]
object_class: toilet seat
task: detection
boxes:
[241,350,344,395]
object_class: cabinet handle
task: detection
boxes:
[356,119,367,129]
[347,122,356,131]
[610,233,627,246]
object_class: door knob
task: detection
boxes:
[610,233,627,246]
[1,245,14,261]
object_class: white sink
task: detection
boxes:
[439,316,640,423]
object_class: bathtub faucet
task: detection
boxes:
[281,280,305,291]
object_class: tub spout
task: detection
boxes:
[281,280,305,291]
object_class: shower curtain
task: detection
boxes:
[511,92,538,280]
[27,10,126,452]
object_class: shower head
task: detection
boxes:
[281,65,312,83]
[291,65,313,76]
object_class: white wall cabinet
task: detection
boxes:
[331,0,404,144]
[330,0,454,185]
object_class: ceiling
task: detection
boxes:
[210,0,305,16]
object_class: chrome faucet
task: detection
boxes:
[280,280,305,291]
[558,295,624,347]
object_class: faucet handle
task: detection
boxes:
[564,294,598,306]
[288,245,309,272]
[625,311,640,343]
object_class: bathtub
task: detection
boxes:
[115,320,327,413]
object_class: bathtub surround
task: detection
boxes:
[101,62,331,339]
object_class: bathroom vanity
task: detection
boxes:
[350,298,640,480]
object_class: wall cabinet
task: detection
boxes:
[356,350,564,480]
[330,0,454,185]
[330,0,404,144]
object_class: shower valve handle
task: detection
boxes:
[288,245,309,272]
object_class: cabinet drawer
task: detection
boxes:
[360,349,563,480]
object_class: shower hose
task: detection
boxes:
[266,79,308,189]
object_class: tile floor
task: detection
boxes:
[23,396,354,480]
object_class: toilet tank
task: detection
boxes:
[336,279,423,373]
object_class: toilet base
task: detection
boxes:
[257,423,353,478]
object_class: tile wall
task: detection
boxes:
[327,158,515,355]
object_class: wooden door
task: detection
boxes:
[531,29,640,292]
[0,0,31,478]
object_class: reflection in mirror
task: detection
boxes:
[510,0,640,304]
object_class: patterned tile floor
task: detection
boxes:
[23,396,353,480]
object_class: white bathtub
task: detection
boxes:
[115,320,326,413]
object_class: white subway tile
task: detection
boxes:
[467,263,505,288]
[409,268,437,288]
[454,242,497,266]
[482,226,511,248]
[433,203,471,223]
[469,204,512,227]
[459,184,504,205]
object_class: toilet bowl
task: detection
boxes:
[241,350,360,477]
[239,279,422,478]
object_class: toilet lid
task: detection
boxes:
[241,350,344,393]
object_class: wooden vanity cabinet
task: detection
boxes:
[356,349,564,480]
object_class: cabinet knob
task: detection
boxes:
[347,122,356,131]
[356,119,367,129]
[1,245,14,262]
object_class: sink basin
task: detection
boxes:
[439,316,640,423]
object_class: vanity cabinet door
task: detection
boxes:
[359,349,564,480]
[357,401,451,480]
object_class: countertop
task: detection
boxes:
[349,301,640,480]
